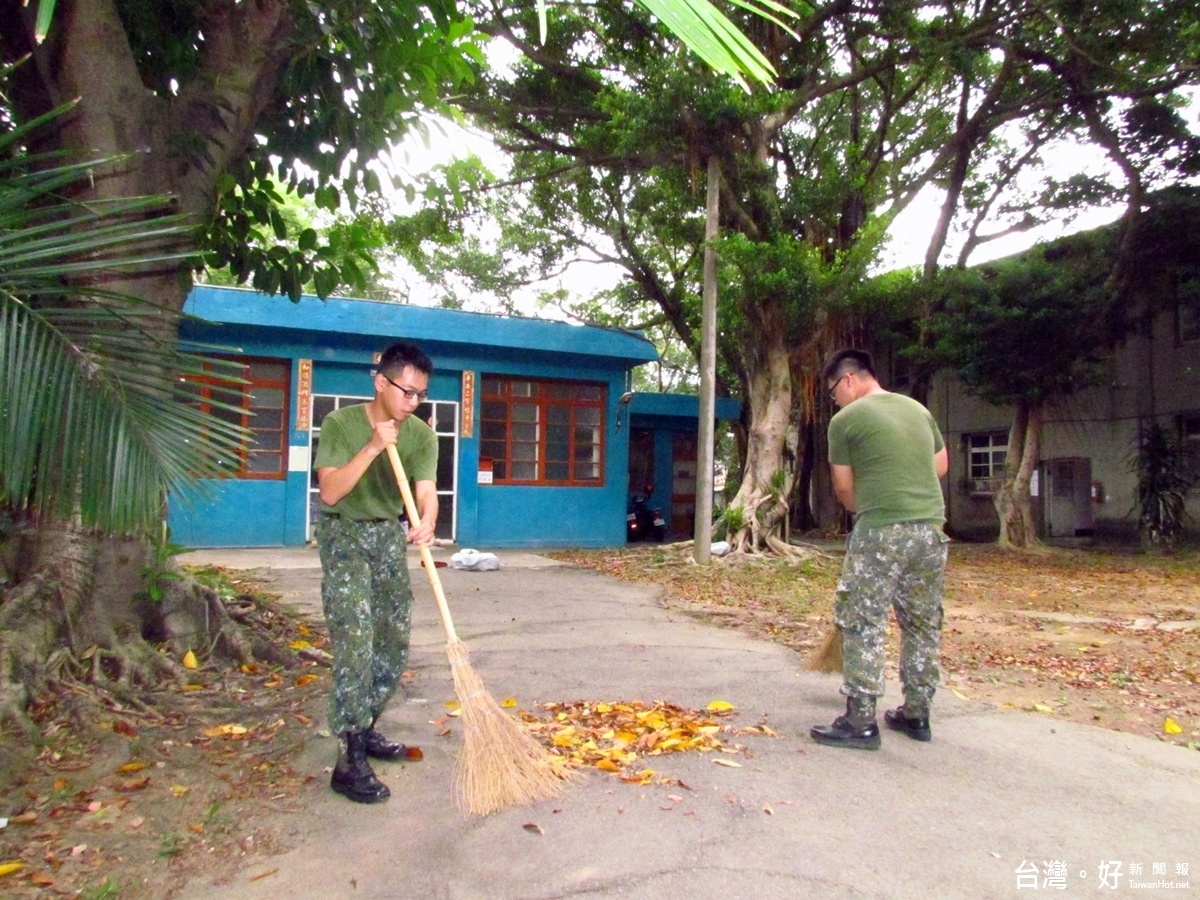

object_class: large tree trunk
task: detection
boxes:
[994,400,1044,550]
[0,513,296,752]
[0,0,295,734]
[726,323,798,554]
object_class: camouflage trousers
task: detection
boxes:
[835,522,949,714]
[316,516,413,736]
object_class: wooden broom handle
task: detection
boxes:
[385,444,459,644]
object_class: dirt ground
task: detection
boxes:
[1,544,1197,897]
[548,542,1200,745]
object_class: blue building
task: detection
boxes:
[169,286,738,549]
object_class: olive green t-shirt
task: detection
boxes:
[827,392,945,528]
[313,404,438,520]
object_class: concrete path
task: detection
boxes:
[176,547,1199,899]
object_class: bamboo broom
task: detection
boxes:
[802,624,843,673]
[385,445,572,816]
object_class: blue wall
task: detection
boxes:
[169,287,656,549]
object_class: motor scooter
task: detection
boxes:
[626,484,667,542]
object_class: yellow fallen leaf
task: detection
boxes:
[294,674,318,687]
[1033,703,1053,713]
[595,759,621,772]
[289,640,312,650]
[1164,718,1184,735]
[0,862,24,877]
[202,724,249,738]
[501,697,518,708]
[182,684,205,691]
[950,688,969,700]
[169,785,189,798]
[707,700,734,712]
[182,650,198,670]
[445,700,460,710]
[447,708,462,718]
[116,763,147,774]
[712,758,743,767]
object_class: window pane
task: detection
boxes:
[512,461,537,479]
[577,385,602,401]
[482,401,507,420]
[547,462,569,480]
[513,403,538,423]
[252,409,284,431]
[576,407,600,426]
[493,460,507,479]
[433,403,457,433]
[482,422,507,441]
[251,361,288,382]
[247,451,282,474]
[547,441,569,462]
[250,386,285,409]
[511,381,536,398]
[578,463,601,480]
[513,443,538,461]
[482,375,503,395]
[548,383,571,399]
[480,440,506,460]
[548,406,569,424]
[513,422,538,442]
[313,396,336,424]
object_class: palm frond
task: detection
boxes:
[1,118,250,534]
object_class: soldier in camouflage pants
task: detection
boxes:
[812,349,949,750]
[316,517,414,738]
[836,523,948,717]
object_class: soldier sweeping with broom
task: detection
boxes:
[314,341,438,803]
[809,349,950,750]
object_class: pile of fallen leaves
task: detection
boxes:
[520,699,775,785]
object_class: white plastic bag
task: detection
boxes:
[449,548,501,571]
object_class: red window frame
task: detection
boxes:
[479,375,605,486]
[182,356,290,479]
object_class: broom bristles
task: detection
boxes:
[803,624,843,673]
[446,640,577,816]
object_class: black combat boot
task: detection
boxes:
[364,719,418,761]
[331,730,391,803]
[884,705,932,742]
[810,696,881,750]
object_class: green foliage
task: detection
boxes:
[0,108,249,534]
[722,504,746,534]
[77,881,122,900]
[926,238,1119,407]
[137,525,187,603]
[1131,421,1194,552]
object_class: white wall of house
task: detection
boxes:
[929,301,1200,543]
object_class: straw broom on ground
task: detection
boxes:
[385,446,573,815]
[802,624,843,673]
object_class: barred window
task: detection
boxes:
[180,357,290,478]
[479,376,604,485]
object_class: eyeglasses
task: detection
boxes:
[382,374,429,402]
[828,373,849,401]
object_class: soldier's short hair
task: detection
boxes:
[379,341,433,378]
[823,349,875,384]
